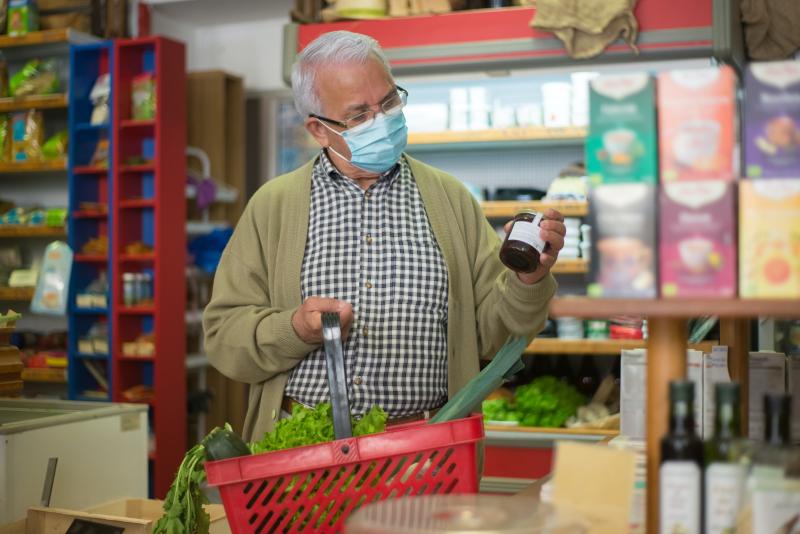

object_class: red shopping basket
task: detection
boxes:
[205,414,484,534]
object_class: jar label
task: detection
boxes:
[705,462,746,534]
[660,461,701,534]
[508,213,546,253]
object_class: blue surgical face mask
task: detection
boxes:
[320,111,408,174]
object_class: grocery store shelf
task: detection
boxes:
[72,209,107,219]
[0,159,67,173]
[119,253,155,263]
[21,367,67,383]
[119,306,155,315]
[119,198,155,209]
[526,338,719,355]
[73,166,108,175]
[121,119,156,129]
[120,164,155,173]
[75,353,109,360]
[0,287,34,301]
[407,126,586,151]
[0,225,65,238]
[484,425,617,447]
[0,94,68,112]
[73,307,108,315]
[550,297,800,319]
[74,254,107,263]
[551,258,588,275]
[0,29,95,49]
[481,200,588,219]
[75,122,109,132]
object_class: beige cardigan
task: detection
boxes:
[203,155,557,441]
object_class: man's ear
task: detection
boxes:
[305,118,330,148]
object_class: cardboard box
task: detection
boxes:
[620,349,704,439]
[748,351,787,440]
[739,179,800,298]
[702,346,732,440]
[658,66,738,181]
[744,60,800,179]
[586,73,657,184]
[589,184,657,298]
[659,181,737,297]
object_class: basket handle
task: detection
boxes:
[321,312,353,439]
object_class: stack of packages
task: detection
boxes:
[0,311,22,397]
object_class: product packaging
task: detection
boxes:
[90,137,109,167]
[739,179,800,298]
[9,58,60,97]
[132,72,156,120]
[6,0,37,36]
[89,73,110,125]
[42,129,66,160]
[744,60,800,179]
[0,0,8,36]
[747,351,787,440]
[589,183,657,298]
[0,60,8,98]
[31,241,72,316]
[658,66,738,181]
[0,114,9,162]
[687,349,704,437]
[659,181,737,298]
[586,73,657,184]
[10,109,43,162]
[702,346,731,440]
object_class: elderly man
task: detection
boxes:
[203,31,566,441]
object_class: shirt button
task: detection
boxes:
[365,234,373,245]
[362,326,369,337]
[365,191,372,199]
[365,281,373,289]
[353,377,363,385]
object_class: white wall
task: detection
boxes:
[149,0,292,91]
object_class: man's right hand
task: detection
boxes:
[291,297,354,344]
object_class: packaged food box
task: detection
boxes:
[744,60,800,179]
[748,351,787,440]
[586,73,657,184]
[658,66,738,181]
[588,183,657,298]
[739,179,800,298]
[659,181,737,297]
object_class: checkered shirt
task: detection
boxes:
[285,151,449,418]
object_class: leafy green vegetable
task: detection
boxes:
[154,403,388,534]
[482,376,585,428]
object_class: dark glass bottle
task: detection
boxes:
[660,380,704,534]
[499,210,546,273]
[704,383,747,534]
[752,394,795,476]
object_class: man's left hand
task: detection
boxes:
[503,208,566,285]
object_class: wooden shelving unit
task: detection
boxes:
[0,28,93,49]
[112,36,186,499]
[550,258,588,275]
[0,226,65,237]
[484,424,619,437]
[409,126,586,145]
[526,338,719,355]
[0,287,34,300]
[481,200,588,219]
[21,367,67,383]
[0,94,68,112]
[550,297,800,319]
[0,159,67,173]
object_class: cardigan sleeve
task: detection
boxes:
[203,200,316,384]
[462,190,558,360]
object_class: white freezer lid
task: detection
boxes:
[0,398,147,435]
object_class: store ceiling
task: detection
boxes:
[149,0,294,26]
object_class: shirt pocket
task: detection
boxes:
[388,237,449,314]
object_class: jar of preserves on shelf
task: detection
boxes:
[123,273,136,307]
[499,210,547,273]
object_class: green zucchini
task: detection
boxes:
[203,423,251,461]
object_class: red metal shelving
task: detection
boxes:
[74,254,108,263]
[111,36,186,499]
[72,210,108,219]
[73,165,108,175]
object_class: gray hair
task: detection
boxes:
[291,31,393,118]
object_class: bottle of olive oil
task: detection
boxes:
[660,380,704,534]
[704,382,746,534]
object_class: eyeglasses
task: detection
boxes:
[310,86,408,133]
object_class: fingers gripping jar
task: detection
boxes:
[500,210,547,273]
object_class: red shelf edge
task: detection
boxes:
[120,164,155,173]
[72,210,108,219]
[119,198,155,209]
[119,254,155,262]
[74,254,108,263]
[73,166,108,175]
[118,306,155,315]
[121,119,156,128]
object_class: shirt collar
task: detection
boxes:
[318,149,403,189]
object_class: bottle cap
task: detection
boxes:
[715,382,740,404]
[764,393,791,416]
[669,380,694,402]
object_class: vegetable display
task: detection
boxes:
[154,402,388,534]
[482,376,586,428]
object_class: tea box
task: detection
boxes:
[586,73,657,184]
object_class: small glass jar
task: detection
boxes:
[500,210,546,273]
[122,273,136,307]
